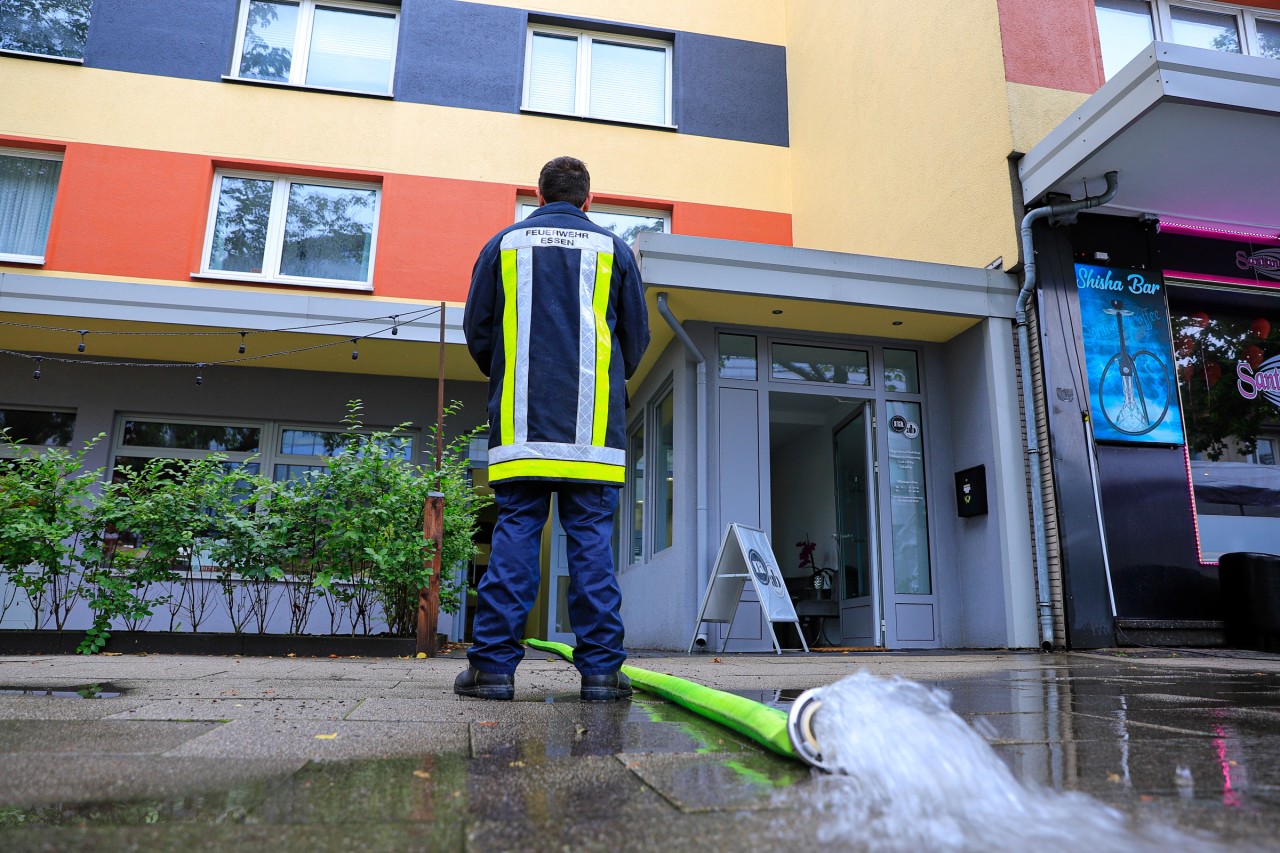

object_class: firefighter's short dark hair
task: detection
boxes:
[538,156,591,208]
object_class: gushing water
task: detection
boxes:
[799,672,1223,852]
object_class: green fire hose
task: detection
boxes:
[525,637,805,762]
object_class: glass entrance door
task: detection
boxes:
[833,404,880,645]
[547,497,576,644]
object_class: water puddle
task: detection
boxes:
[0,683,124,699]
[800,672,1227,852]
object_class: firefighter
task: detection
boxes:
[456,156,650,701]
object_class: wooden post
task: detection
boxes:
[416,304,450,657]
[417,490,445,656]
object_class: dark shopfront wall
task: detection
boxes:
[1036,214,1213,648]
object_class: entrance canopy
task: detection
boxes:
[1019,42,1280,232]
[633,232,1019,385]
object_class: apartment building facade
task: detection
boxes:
[3,0,1276,650]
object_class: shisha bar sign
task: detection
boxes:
[1074,264,1185,445]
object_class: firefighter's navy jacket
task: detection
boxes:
[463,202,650,485]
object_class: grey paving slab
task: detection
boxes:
[97,678,391,700]
[0,658,236,679]
[0,720,218,754]
[469,719,586,759]
[163,718,470,762]
[247,754,470,837]
[466,800,825,853]
[106,698,361,721]
[0,696,150,720]
[0,824,456,853]
[462,754,662,824]
[348,697,563,723]
[621,751,812,812]
[0,755,302,808]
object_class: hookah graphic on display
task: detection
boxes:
[1097,298,1173,436]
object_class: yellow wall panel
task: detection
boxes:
[0,61,791,215]
[453,0,786,44]
[1005,82,1091,155]
[785,0,1018,269]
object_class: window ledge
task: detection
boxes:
[0,48,83,65]
[191,271,374,292]
[0,253,46,265]
[221,75,394,100]
[519,107,677,132]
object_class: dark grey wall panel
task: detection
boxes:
[85,0,238,81]
[395,1,525,110]
[676,34,788,147]
[1035,219,1116,648]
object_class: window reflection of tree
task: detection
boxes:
[122,422,260,453]
[0,410,74,446]
[239,1,294,81]
[281,186,374,280]
[0,0,92,57]
[1174,309,1278,460]
[212,178,273,272]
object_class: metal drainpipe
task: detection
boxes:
[1017,171,1119,651]
[656,292,710,650]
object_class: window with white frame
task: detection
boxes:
[0,147,62,264]
[516,198,669,244]
[624,378,675,564]
[1096,0,1280,79]
[0,407,76,456]
[0,0,91,60]
[231,0,399,95]
[522,25,673,126]
[112,416,416,482]
[202,170,380,289]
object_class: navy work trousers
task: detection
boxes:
[467,480,625,677]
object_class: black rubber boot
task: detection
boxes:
[453,666,514,700]
[580,671,633,702]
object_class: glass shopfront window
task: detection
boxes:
[1170,298,1280,559]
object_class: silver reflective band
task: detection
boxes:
[513,246,533,443]
[577,249,599,446]
[488,442,625,467]
[501,228,614,253]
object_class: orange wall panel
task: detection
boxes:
[676,202,791,246]
[48,144,210,281]
[997,0,1104,93]
[374,175,515,302]
[31,140,790,302]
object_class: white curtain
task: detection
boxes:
[0,154,61,258]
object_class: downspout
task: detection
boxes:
[656,292,710,650]
[1017,171,1118,651]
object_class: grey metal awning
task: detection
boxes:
[1019,42,1280,231]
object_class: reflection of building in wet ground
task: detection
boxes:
[0,651,1279,848]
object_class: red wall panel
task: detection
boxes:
[997,0,1105,93]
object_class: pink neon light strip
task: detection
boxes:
[1162,270,1280,292]
[1160,220,1280,245]
[1183,445,1216,567]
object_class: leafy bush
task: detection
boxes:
[0,401,489,651]
[0,432,102,631]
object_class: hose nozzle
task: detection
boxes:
[787,688,833,771]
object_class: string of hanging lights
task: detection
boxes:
[0,305,442,384]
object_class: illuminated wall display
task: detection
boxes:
[1075,264,1185,445]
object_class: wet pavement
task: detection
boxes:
[0,647,1278,850]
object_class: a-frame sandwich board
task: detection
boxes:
[687,523,807,655]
